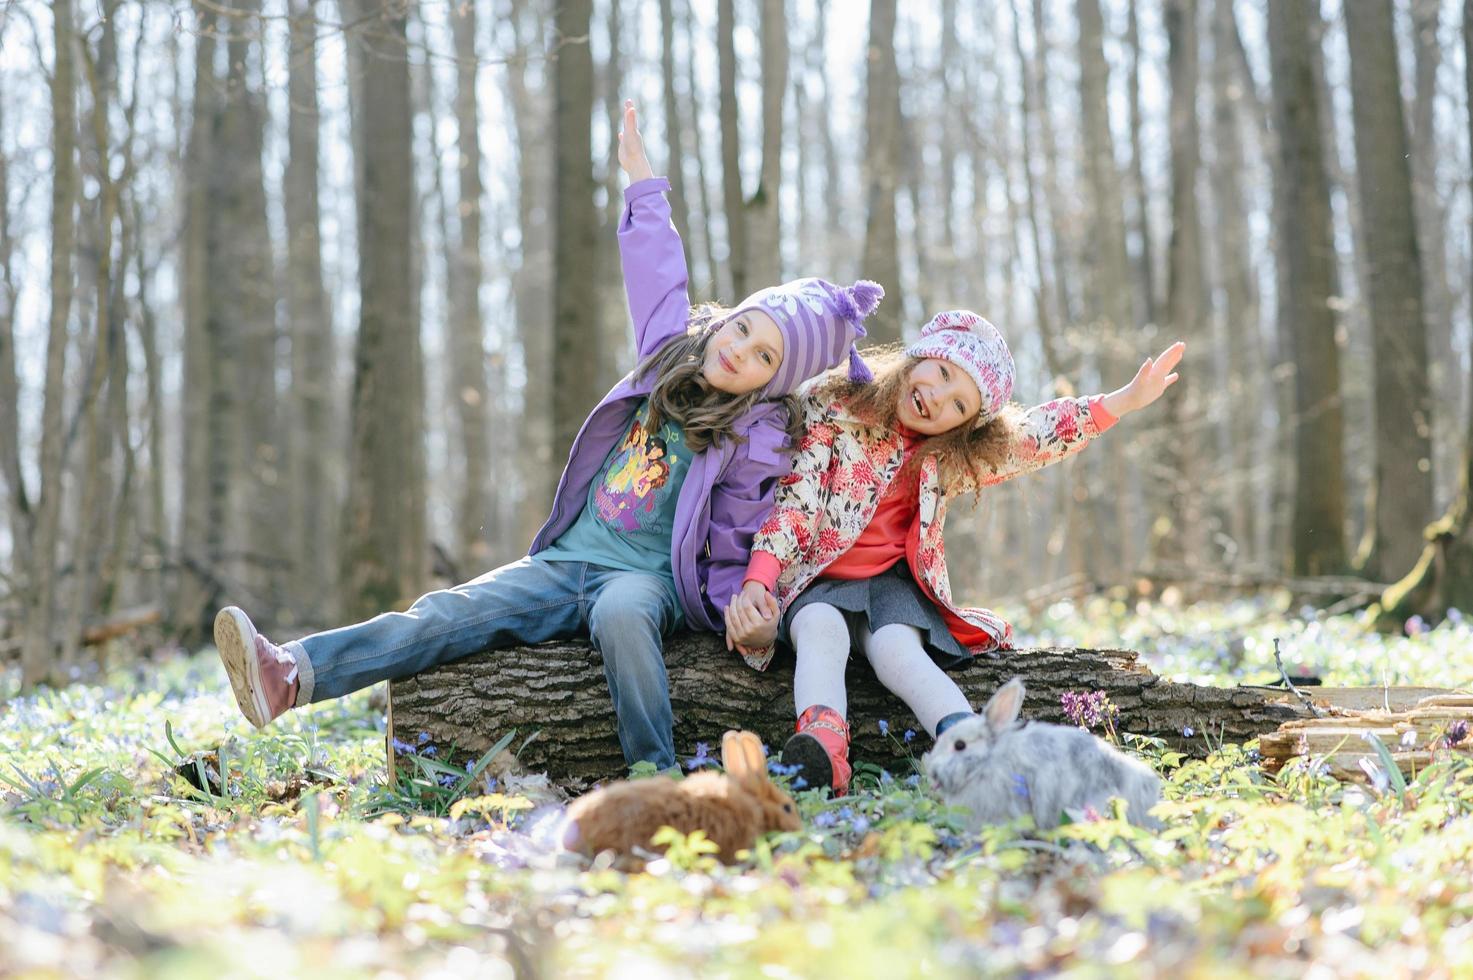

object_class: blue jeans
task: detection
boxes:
[287,557,683,769]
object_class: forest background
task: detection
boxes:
[0,0,1467,690]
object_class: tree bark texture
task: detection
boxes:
[550,0,601,470]
[341,0,427,620]
[450,0,492,571]
[716,0,746,302]
[285,0,337,625]
[658,0,692,276]
[1161,0,1207,566]
[389,635,1306,783]
[1344,0,1434,585]
[742,0,787,291]
[23,0,79,687]
[1268,0,1347,577]
[860,0,904,342]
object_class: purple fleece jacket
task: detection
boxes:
[527,178,793,632]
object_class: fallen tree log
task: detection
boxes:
[387,632,1311,785]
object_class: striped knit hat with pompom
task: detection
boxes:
[728,277,884,396]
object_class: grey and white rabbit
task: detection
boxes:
[922,677,1162,831]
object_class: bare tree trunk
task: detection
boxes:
[389,637,1305,783]
[860,0,904,341]
[132,197,167,608]
[1267,0,1347,577]
[551,0,601,467]
[1344,0,1434,584]
[1125,0,1159,329]
[1208,0,1261,567]
[1159,0,1207,565]
[341,0,427,619]
[449,0,492,572]
[743,0,787,290]
[1029,0,1075,330]
[0,59,31,570]
[61,34,121,672]
[598,0,629,380]
[505,0,556,553]
[284,0,337,623]
[1007,0,1063,382]
[175,2,222,643]
[1367,0,1473,626]
[1409,0,1457,511]
[22,0,79,687]
[218,0,281,610]
[683,2,721,294]
[1076,0,1136,574]
[659,0,692,274]
[717,0,746,301]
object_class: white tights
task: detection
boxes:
[789,602,972,737]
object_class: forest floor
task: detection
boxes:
[3,595,1472,977]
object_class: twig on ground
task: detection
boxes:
[1274,638,1326,718]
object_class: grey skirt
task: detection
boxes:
[779,562,971,668]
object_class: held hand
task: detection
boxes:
[723,582,779,655]
[617,99,655,183]
[1102,341,1185,417]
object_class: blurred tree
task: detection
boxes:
[449,0,492,572]
[1267,0,1347,577]
[550,0,600,467]
[1344,0,1433,584]
[284,0,337,622]
[340,0,427,619]
[22,0,79,687]
[860,0,903,341]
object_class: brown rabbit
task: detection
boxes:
[563,730,803,866]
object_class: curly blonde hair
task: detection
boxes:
[637,303,804,453]
[813,346,1023,488]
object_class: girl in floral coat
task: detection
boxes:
[724,311,1185,793]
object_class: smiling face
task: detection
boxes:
[894,357,983,435]
[701,309,785,394]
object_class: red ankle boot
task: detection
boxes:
[781,704,851,796]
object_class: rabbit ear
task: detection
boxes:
[721,731,746,775]
[984,677,1026,732]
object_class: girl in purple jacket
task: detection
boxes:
[211,102,880,772]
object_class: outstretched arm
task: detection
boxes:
[617,100,692,359]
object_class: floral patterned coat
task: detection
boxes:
[742,388,1115,671]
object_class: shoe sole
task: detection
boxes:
[214,606,269,729]
[781,732,834,793]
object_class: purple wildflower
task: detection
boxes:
[1011,773,1030,800]
[903,729,916,744]
[878,719,890,736]
[851,814,871,834]
[686,742,716,770]
[391,738,418,756]
[1182,726,1195,738]
[1446,720,1469,748]
[813,811,838,828]
[1405,615,1427,637]
[1060,690,1119,732]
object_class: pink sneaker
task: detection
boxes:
[214,606,300,728]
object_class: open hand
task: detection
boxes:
[1102,341,1184,417]
[617,99,654,183]
[724,580,780,657]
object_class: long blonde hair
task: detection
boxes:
[637,303,804,453]
[813,346,1023,488]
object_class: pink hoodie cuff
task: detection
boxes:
[1088,396,1118,433]
[744,551,781,593]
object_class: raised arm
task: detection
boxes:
[617,101,692,359]
[969,340,1185,492]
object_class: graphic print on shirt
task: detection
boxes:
[594,410,682,532]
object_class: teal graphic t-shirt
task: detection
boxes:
[540,399,693,577]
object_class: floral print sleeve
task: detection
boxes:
[750,396,836,570]
[963,396,1110,494]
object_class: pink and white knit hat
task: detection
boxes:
[729,277,884,396]
[905,310,1016,423]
